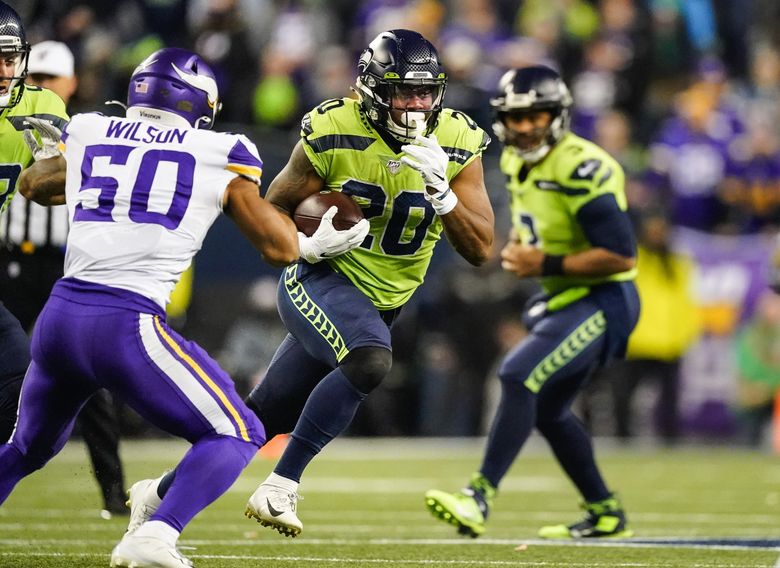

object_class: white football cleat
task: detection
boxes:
[125,476,163,535]
[244,483,303,537]
[110,533,193,568]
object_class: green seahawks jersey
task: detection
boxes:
[301,98,489,310]
[500,131,636,295]
[0,86,69,213]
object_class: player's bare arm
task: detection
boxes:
[400,134,494,266]
[18,155,66,206]
[224,176,300,266]
[441,156,494,266]
[500,243,635,278]
[266,140,325,216]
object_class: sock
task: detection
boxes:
[538,412,610,502]
[149,435,258,532]
[134,520,180,546]
[274,368,366,482]
[157,469,176,500]
[264,471,298,492]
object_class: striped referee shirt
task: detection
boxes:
[0,194,69,251]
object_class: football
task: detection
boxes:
[293,191,364,237]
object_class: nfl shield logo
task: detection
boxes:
[386,159,401,174]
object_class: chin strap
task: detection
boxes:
[516,142,552,165]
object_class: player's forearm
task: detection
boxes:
[18,156,66,206]
[225,177,300,266]
[441,162,495,265]
[559,248,635,277]
[441,208,494,266]
[257,223,300,267]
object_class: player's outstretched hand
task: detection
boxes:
[23,117,63,162]
[401,134,458,216]
[298,206,370,263]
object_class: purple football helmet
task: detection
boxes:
[127,47,221,129]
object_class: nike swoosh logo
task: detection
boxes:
[576,161,598,177]
[267,497,285,517]
[455,504,480,521]
[432,172,445,181]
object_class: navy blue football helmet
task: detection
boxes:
[126,47,221,129]
[355,29,447,141]
[491,66,572,162]
[0,1,30,109]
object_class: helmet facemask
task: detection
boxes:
[491,67,572,163]
[357,75,446,141]
[0,7,30,110]
[494,106,568,163]
[355,29,447,142]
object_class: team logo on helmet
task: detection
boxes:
[354,29,447,142]
[126,48,221,130]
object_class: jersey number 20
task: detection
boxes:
[342,179,436,255]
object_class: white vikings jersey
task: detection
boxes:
[61,113,263,308]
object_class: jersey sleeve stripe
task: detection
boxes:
[226,139,263,170]
[226,163,263,179]
[7,114,68,132]
[534,180,590,196]
[480,131,491,152]
[306,134,375,153]
[59,123,68,150]
[441,146,474,165]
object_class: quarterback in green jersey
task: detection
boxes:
[0,1,68,442]
[426,66,641,539]
[124,29,495,538]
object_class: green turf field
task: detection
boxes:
[1,437,779,567]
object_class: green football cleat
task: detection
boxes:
[538,494,634,539]
[425,473,495,538]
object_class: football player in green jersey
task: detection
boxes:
[425,66,640,539]
[0,1,67,442]
[123,29,494,538]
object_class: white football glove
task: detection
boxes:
[400,133,458,215]
[298,205,370,263]
[23,117,63,161]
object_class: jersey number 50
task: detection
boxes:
[73,144,194,230]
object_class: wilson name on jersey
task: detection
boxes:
[500,131,636,294]
[301,98,489,310]
[60,112,264,308]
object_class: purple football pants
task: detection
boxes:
[0,278,265,531]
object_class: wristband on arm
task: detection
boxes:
[541,254,565,276]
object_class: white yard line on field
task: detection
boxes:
[0,551,770,568]
[1,537,779,551]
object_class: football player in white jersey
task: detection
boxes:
[1,47,367,568]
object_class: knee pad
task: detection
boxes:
[340,346,392,394]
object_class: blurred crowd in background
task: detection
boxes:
[8,0,780,445]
